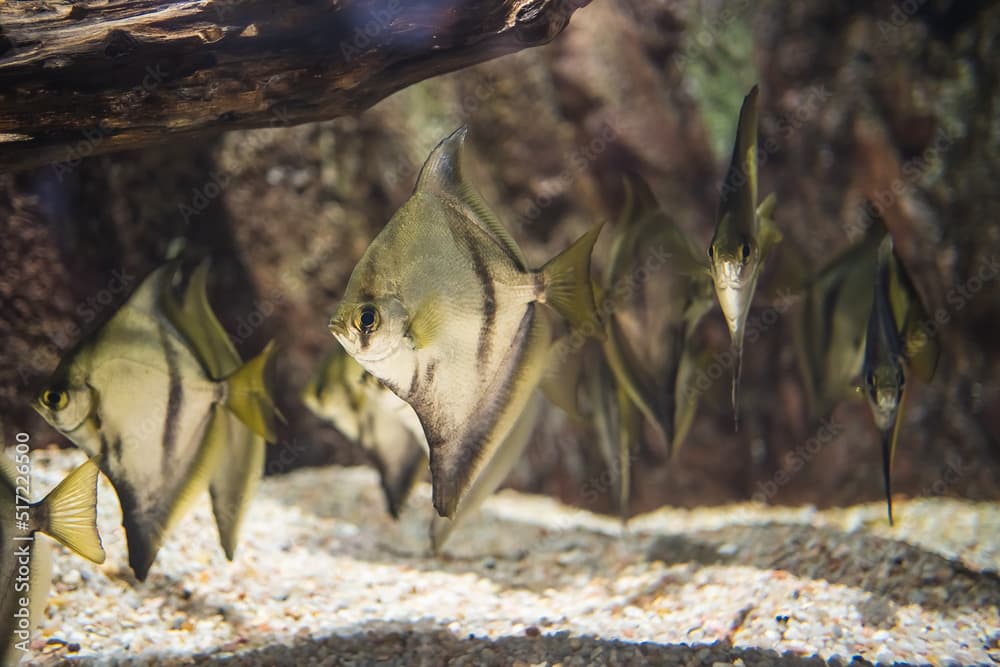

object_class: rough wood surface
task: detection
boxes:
[0,0,588,173]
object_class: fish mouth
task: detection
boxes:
[328,318,348,338]
[871,391,900,430]
[714,282,747,337]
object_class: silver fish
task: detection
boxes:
[794,217,886,420]
[707,85,782,430]
[329,127,601,518]
[34,262,278,580]
[1,453,104,664]
[862,235,940,525]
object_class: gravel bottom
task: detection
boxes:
[18,447,1000,667]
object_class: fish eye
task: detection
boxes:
[707,244,715,260]
[740,241,751,262]
[41,388,69,411]
[354,304,380,334]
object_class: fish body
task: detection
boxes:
[794,219,887,419]
[303,345,427,518]
[430,391,542,551]
[34,262,277,580]
[541,175,716,518]
[329,127,600,518]
[708,85,782,428]
[862,236,940,524]
[1,455,104,664]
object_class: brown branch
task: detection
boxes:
[0,0,590,174]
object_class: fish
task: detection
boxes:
[302,345,427,518]
[862,235,940,525]
[430,392,542,551]
[33,261,278,580]
[793,216,887,420]
[707,84,782,430]
[329,126,602,518]
[1,453,104,664]
[542,175,715,518]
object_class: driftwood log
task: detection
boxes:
[0,0,588,174]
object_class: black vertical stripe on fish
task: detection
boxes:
[427,304,536,516]
[159,323,184,473]
[423,359,438,387]
[464,235,496,369]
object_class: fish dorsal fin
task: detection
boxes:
[161,260,241,380]
[415,127,528,270]
[37,456,105,564]
[718,84,759,236]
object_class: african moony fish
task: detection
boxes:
[302,344,427,519]
[793,215,887,420]
[707,85,782,429]
[329,127,602,518]
[543,175,714,518]
[1,453,104,665]
[862,235,940,525]
[34,262,278,580]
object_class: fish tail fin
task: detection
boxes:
[541,223,604,336]
[225,340,281,441]
[36,457,105,564]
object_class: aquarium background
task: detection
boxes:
[1,0,998,517]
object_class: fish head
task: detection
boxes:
[329,295,410,366]
[863,362,904,431]
[33,361,96,437]
[708,224,761,342]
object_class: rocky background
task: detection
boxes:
[2,0,999,517]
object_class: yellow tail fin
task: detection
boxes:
[225,340,281,441]
[541,223,604,336]
[38,457,105,564]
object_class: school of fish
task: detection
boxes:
[2,84,944,658]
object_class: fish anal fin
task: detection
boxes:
[36,456,105,564]
[209,410,266,559]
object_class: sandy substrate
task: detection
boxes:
[16,447,1000,666]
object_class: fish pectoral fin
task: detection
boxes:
[756,194,782,260]
[208,410,266,559]
[408,296,445,350]
[416,126,529,269]
[37,456,105,564]
[541,222,604,336]
[224,340,280,441]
